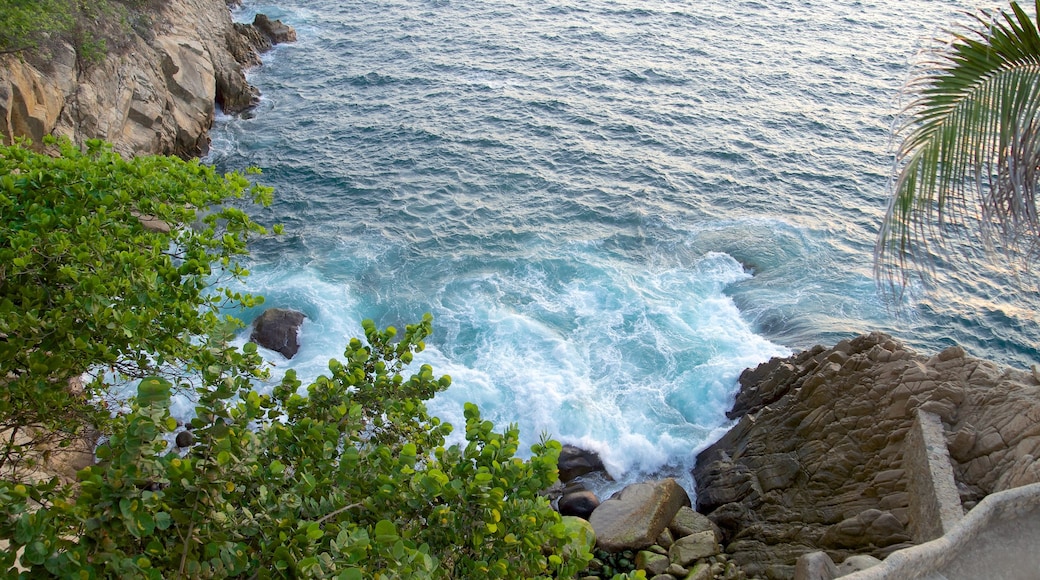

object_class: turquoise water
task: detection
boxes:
[206,0,1038,494]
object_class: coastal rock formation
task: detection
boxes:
[250,308,306,359]
[589,478,691,551]
[0,0,295,158]
[558,444,607,482]
[693,332,1040,579]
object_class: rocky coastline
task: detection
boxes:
[0,0,295,159]
[558,332,1040,579]
[5,3,1040,579]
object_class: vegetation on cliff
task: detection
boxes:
[0,0,160,61]
[0,140,604,578]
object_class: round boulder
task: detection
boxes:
[560,489,601,520]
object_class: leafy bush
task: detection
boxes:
[0,0,160,60]
[0,139,612,577]
[1,316,597,578]
[0,137,271,480]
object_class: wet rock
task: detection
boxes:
[560,489,601,520]
[250,308,306,358]
[558,444,607,483]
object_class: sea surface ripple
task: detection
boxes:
[207,0,1036,494]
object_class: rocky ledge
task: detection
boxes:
[693,332,1040,579]
[0,0,295,158]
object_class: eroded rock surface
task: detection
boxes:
[0,0,295,158]
[694,332,1040,579]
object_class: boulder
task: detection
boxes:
[669,506,721,542]
[668,531,719,567]
[250,308,306,358]
[253,14,297,44]
[558,444,607,483]
[588,478,690,552]
[560,489,600,519]
[793,551,838,580]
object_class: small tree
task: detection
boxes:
[0,139,606,578]
[0,137,272,480]
[1,316,597,578]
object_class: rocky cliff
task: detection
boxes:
[0,0,294,158]
[694,332,1040,579]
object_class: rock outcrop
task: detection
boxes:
[0,0,295,158]
[693,332,1040,579]
[250,308,306,359]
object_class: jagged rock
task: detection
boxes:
[250,308,306,358]
[559,444,607,483]
[589,478,691,551]
[819,509,909,549]
[253,14,297,44]
[693,332,1040,579]
[560,489,600,519]
[669,506,721,542]
[0,0,293,157]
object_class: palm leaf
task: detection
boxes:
[876,0,1040,289]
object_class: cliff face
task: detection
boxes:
[0,0,278,158]
[694,332,1040,579]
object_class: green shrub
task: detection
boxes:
[0,137,271,479]
[0,139,607,577]
[1,316,597,578]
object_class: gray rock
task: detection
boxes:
[668,531,720,566]
[669,506,719,540]
[253,14,297,44]
[793,551,838,580]
[589,478,691,551]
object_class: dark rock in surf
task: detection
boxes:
[559,489,601,520]
[558,444,607,483]
[250,308,306,358]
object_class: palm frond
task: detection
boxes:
[876,0,1040,290]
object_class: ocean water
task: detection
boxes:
[204,0,1039,495]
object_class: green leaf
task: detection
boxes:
[374,520,398,543]
[137,377,172,406]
